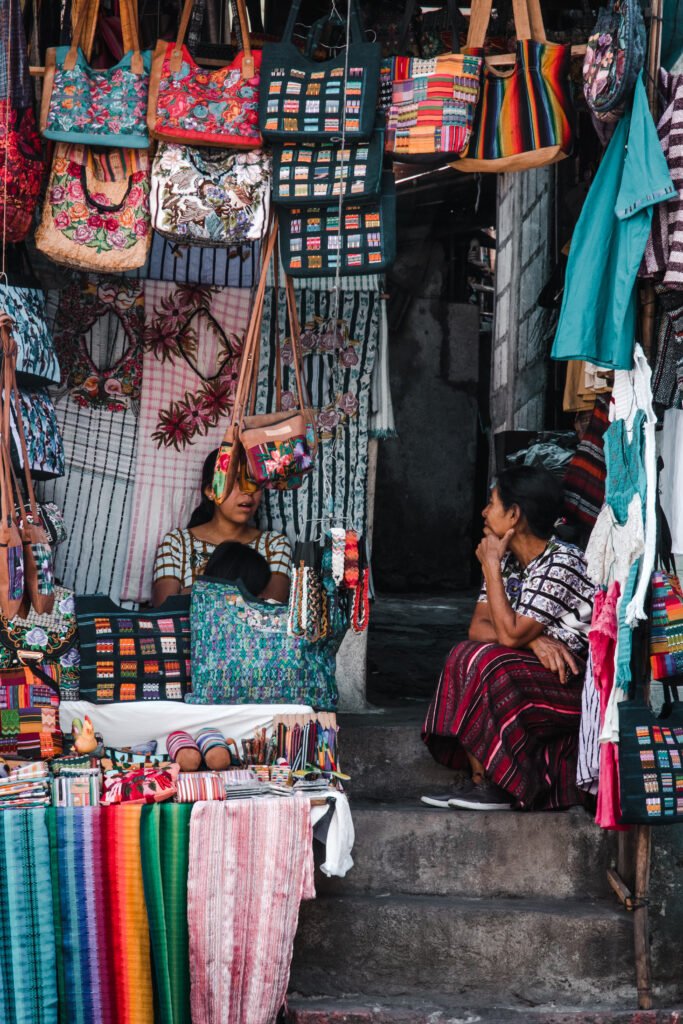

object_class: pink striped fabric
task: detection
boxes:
[187,797,314,1024]
[175,769,255,803]
[120,284,252,603]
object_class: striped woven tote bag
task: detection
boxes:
[455,0,574,172]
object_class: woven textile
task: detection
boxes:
[562,395,610,528]
[650,571,683,679]
[175,770,255,802]
[127,234,259,286]
[641,71,683,288]
[0,0,32,105]
[652,290,683,408]
[38,278,144,604]
[140,804,192,1024]
[47,807,154,1024]
[119,284,252,603]
[256,286,379,541]
[0,809,57,1024]
[187,798,315,1024]
[423,641,585,810]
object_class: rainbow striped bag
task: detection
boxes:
[650,571,683,681]
[455,0,574,173]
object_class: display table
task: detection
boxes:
[0,794,352,1024]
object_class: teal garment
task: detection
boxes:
[551,76,675,370]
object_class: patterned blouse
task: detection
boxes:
[478,537,594,656]
[153,528,293,589]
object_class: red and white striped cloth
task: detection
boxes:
[119,284,252,602]
[188,797,315,1024]
[175,770,255,803]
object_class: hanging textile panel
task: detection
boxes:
[37,278,143,605]
[0,809,57,1024]
[187,798,315,1024]
[255,286,379,541]
[119,284,252,603]
[46,806,154,1024]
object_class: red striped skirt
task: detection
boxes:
[422,641,584,810]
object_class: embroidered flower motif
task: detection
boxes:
[152,401,194,450]
[45,57,151,141]
[338,392,359,416]
[280,390,297,412]
[25,627,49,647]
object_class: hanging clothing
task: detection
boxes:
[640,70,683,288]
[152,527,293,589]
[551,76,674,370]
[187,798,315,1024]
[119,284,252,603]
[577,649,600,794]
[562,360,611,413]
[422,641,585,810]
[255,285,380,542]
[562,394,610,528]
[661,407,683,553]
[652,289,683,408]
[38,277,143,605]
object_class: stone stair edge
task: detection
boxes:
[285,1000,683,1024]
[305,891,627,918]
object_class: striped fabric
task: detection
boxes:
[641,71,683,287]
[0,809,57,1024]
[195,728,228,758]
[423,641,585,810]
[166,730,199,763]
[563,395,611,528]
[386,52,482,158]
[176,770,255,803]
[187,798,315,1024]
[140,804,192,1024]
[462,39,573,165]
[47,807,154,1024]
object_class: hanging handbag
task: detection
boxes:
[8,387,65,481]
[278,172,397,277]
[40,0,152,148]
[1,324,55,615]
[0,317,24,620]
[385,0,482,162]
[150,145,271,245]
[0,586,79,701]
[259,0,381,141]
[75,594,192,703]
[583,0,646,134]
[650,570,683,680]
[271,121,385,205]
[187,579,338,708]
[455,0,574,173]
[35,143,152,273]
[0,285,60,388]
[211,222,317,503]
[0,662,62,759]
[147,0,261,149]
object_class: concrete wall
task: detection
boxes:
[372,227,480,593]
[491,167,554,435]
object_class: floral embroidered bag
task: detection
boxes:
[35,144,152,272]
[259,0,381,141]
[150,145,271,245]
[148,0,261,148]
[0,586,79,701]
[0,286,59,388]
[582,0,646,138]
[40,0,152,148]
[212,222,317,503]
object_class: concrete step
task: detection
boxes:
[286,999,683,1024]
[316,802,617,901]
[291,893,635,1009]
[339,707,454,801]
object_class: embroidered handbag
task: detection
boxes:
[102,764,179,805]
[583,0,646,133]
[649,569,683,680]
[455,0,574,173]
[187,579,338,708]
[0,286,60,388]
[0,105,43,245]
[15,502,66,549]
[40,0,152,148]
[35,144,152,273]
[8,387,65,482]
[271,122,385,205]
[147,0,261,149]
[0,437,24,621]
[0,586,79,701]
[150,145,271,245]
[212,224,317,503]
[278,172,397,277]
[259,0,381,141]
[0,663,62,759]
[385,0,482,162]
[75,594,192,703]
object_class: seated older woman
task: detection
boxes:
[422,466,594,812]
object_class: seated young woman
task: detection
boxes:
[151,448,292,607]
[422,465,594,813]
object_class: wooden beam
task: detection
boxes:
[633,824,653,1011]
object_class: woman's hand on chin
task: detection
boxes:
[528,635,579,684]
[476,528,514,569]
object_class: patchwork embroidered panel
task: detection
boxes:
[76,594,191,702]
[278,176,396,276]
[0,666,62,759]
[385,53,482,159]
[619,701,683,824]
[272,126,384,205]
[650,571,683,680]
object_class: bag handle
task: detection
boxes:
[0,317,43,538]
[0,317,16,534]
[171,0,254,77]
[64,0,100,70]
[466,0,546,49]
[282,0,364,48]
[284,278,318,462]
